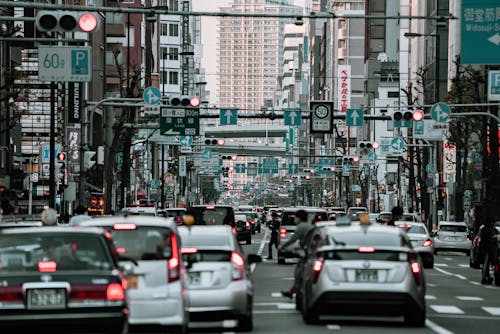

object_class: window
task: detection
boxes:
[160,23,168,36]
[169,24,179,37]
[168,47,178,60]
[168,0,178,11]
[387,91,400,98]
[169,71,179,85]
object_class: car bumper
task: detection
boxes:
[128,296,186,327]
[434,239,471,251]
[413,247,434,261]
[187,281,250,321]
[236,230,251,240]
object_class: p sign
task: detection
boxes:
[488,70,500,101]
[72,49,89,76]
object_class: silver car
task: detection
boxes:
[433,221,471,255]
[178,225,260,331]
[398,222,434,268]
[80,215,189,333]
[298,222,426,327]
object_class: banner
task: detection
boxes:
[337,65,351,112]
[67,82,82,124]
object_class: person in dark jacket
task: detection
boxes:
[387,206,403,226]
[478,216,499,284]
[267,212,280,260]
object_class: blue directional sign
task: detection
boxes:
[346,108,363,127]
[179,136,193,147]
[143,86,161,105]
[220,108,238,125]
[367,152,377,163]
[262,158,279,174]
[488,70,500,101]
[288,163,299,174]
[391,137,405,151]
[430,102,451,123]
[426,163,434,173]
[202,149,213,160]
[342,164,351,173]
[461,0,500,65]
[413,121,424,135]
[235,163,246,173]
[284,109,302,126]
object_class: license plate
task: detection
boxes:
[125,275,138,289]
[27,288,66,309]
[188,272,201,286]
[355,269,378,282]
[445,237,458,241]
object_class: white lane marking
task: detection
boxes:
[257,229,270,256]
[434,267,467,280]
[250,263,256,273]
[327,324,341,330]
[222,320,237,328]
[277,303,295,309]
[456,296,483,301]
[444,257,453,261]
[253,310,296,314]
[430,305,465,314]
[435,263,449,267]
[280,277,295,281]
[271,292,282,297]
[470,281,481,286]
[459,264,470,268]
[425,295,437,300]
[482,307,500,316]
[426,319,455,334]
[428,283,437,287]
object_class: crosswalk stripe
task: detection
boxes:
[425,295,437,300]
[482,307,500,316]
[327,324,341,330]
[435,263,449,267]
[271,292,282,297]
[430,305,465,314]
[456,296,483,301]
[459,264,469,268]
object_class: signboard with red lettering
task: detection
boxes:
[337,65,351,113]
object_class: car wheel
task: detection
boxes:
[434,249,438,255]
[164,325,187,334]
[302,306,319,324]
[405,308,426,327]
[237,314,253,332]
[495,275,500,287]
[278,258,285,264]
[466,250,471,256]
[246,237,251,245]
[424,258,434,269]
[295,291,302,311]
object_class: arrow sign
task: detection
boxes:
[179,136,192,147]
[489,33,500,46]
[391,137,405,152]
[346,108,363,127]
[430,102,451,123]
[284,109,302,126]
[143,86,161,105]
[220,109,237,125]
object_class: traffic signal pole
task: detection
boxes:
[49,82,56,209]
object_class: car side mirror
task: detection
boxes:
[247,254,262,264]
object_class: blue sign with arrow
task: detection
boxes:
[179,136,193,147]
[284,109,302,126]
[220,109,238,125]
[391,137,405,151]
[143,86,161,105]
[288,163,299,174]
[346,108,363,127]
[430,102,451,123]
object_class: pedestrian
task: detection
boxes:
[267,212,280,260]
[277,209,312,298]
[1,199,14,216]
[69,205,92,226]
[477,216,499,284]
[387,206,403,226]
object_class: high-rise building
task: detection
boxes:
[218,0,302,115]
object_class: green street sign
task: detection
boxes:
[235,163,246,173]
[160,108,200,136]
[346,108,363,127]
[220,109,237,125]
[262,158,279,174]
[288,163,299,174]
[461,0,500,65]
[284,108,302,126]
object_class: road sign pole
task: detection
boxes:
[49,81,56,209]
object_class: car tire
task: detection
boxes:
[424,258,434,269]
[302,306,319,324]
[495,276,500,287]
[164,325,187,334]
[466,250,471,256]
[278,258,285,264]
[237,314,253,332]
[295,291,302,311]
[246,237,251,245]
[405,308,426,327]
[434,249,438,255]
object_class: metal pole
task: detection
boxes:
[49,82,56,208]
[161,144,165,206]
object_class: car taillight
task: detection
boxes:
[358,246,376,253]
[231,252,245,281]
[232,227,236,234]
[409,254,423,286]
[0,286,23,302]
[113,223,137,230]
[495,264,499,273]
[168,234,180,283]
[279,228,287,238]
[38,261,57,272]
[422,239,433,247]
[251,221,255,225]
[181,247,198,254]
[246,221,250,228]
[312,258,324,284]
[106,283,125,301]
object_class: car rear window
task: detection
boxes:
[327,231,409,247]
[281,211,328,225]
[107,226,173,261]
[0,233,111,272]
[182,250,231,263]
[324,249,403,261]
[439,225,467,233]
[179,230,231,248]
[404,225,428,234]
[192,207,234,225]
[235,215,247,222]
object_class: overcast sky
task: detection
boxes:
[192,0,306,104]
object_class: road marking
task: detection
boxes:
[430,314,500,320]
[253,310,296,314]
[434,267,467,280]
[250,263,256,273]
[280,277,295,280]
[430,305,465,314]
[482,307,500,316]
[459,264,470,268]
[425,295,437,300]
[456,296,483,301]
[426,319,455,334]
[271,292,282,297]
[470,281,481,286]
[428,283,437,287]
[277,303,295,310]
[222,320,237,328]
[326,324,341,330]
[435,263,449,267]
[257,229,270,256]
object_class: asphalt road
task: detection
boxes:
[189,227,500,334]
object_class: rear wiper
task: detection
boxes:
[331,236,346,246]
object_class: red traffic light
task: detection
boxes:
[413,109,424,121]
[57,152,66,161]
[190,97,201,107]
[78,13,98,32]
[371,141,380,149]
[217,139,225,145]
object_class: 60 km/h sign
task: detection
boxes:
[38,46,92,82]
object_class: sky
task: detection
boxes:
[192,0,306,105]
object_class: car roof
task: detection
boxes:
[0,226,106,235]
[0,222,44,228]
[323,222,402,235]
[177,225,234,250]
[438,221,466,226]
[79,215,176,228]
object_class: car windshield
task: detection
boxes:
[439,225,467,233]
[0,233,111,272]
[106,226,173,261]
[192,207,233,225]
[327,230,409,247]
[235,215,247,222]
[281,211,327,225]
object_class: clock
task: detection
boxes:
[315,105,329,118]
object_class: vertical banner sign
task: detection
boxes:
[337,65,351,113]
[67,82,82,124]
[66,127,81,163]
[179,156,187,177]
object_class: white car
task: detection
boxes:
[433,221,471,255]
[398,222,434,268]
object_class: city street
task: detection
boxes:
[189,228,500,334]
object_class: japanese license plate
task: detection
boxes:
[125,275,138,289]
[355,269,378,282]
[188,272,201,286]
[27,288,66,309]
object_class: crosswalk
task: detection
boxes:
[429,305,500,317]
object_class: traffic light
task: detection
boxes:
[36,11,101,33]
[221,166,230,177]
[170,96,201,107]
[57,152,66,163]
[205,138,225,145]
[393,109,413,128]
[83,150,96,170]
[412,109,425,121]
[220,155,236,160]
[358,141,379,150]
[322,166,336,172]
[343,156,359,164]
[88,193,105,216]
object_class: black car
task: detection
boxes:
[189,205,236,226]
[234,214,252,244]
[0,227,128,333]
